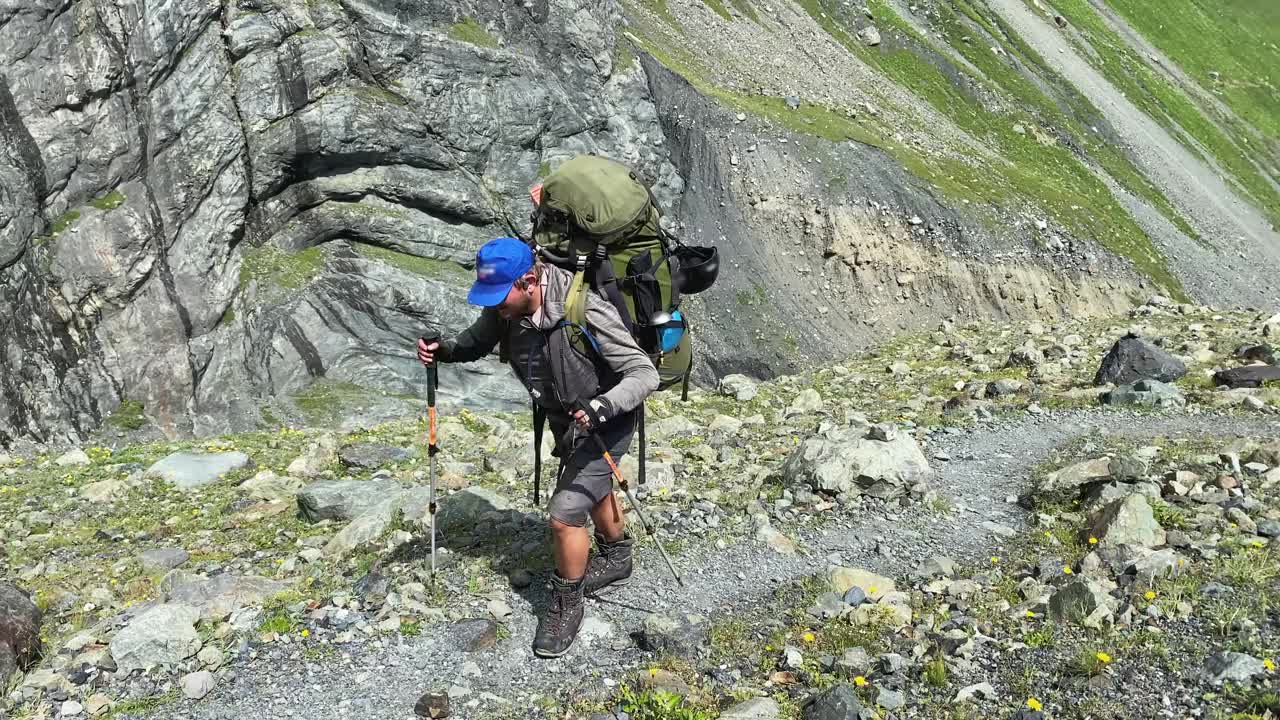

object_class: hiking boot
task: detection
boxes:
[532,573,585,659]
[583,533,634,598]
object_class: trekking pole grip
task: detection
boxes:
[421,333,441,407]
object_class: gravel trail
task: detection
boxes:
[151,410,1280,720]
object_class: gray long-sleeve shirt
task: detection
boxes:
[439,264,659,417]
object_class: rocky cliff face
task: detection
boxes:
[0,0,682,444]
[1,0,1277,446]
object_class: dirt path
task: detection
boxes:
[148,410,1280,720]
[986,0,1280,308]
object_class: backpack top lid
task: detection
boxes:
[537,155,652,245]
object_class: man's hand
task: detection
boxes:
[417,338,440,367]
[572,397,614,431]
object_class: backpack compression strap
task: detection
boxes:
[564,253,590,334]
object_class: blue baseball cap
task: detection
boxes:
[467,237,535,306]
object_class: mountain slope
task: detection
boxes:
[0,0,1276,446]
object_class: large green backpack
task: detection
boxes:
[523,154,713,503]
[530,154,693,392]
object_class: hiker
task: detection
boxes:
[415,236,659,658]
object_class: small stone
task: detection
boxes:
[785,646,804,669]
[786,389,824,416]
[1203,652,1266,685]
[810,592,847,619]
[61,700,84,716]
[181,670,216,700]
[414,691,451,718]
[914,556,957,579]
[953,682,997,703]
[803,684,863,719]
[56,449,91,467]
[879,653,906,674]
[450,619,498,653]
[197,646,224,668]
[86,694,111,716]
[721,697,782,720]
[487,599,513,622]
[876,686,905,711]
[139,548,190,574]
[509,569,532,589]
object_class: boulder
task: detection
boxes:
[55,448,91,466]
[1094,335,1187,386]
[432,486,515,535]
[109,604,201,673]
[985,379,1024,397]
[1215,365,1280,389]
[1006,341,1044,369]
[81,479,127,503]
[954,682,998,703]
[1234,345,1276,365]
[785,389,824,417]
[1260,313,1280,337]
[637,612,708,659]
[721,697,782,720]
[783,422,931,498]
[238,470,304,501]
[139,548,191,573]
[828,567,895,601]
[146,452,253,491]
[297,479,403,522]
[914,556,957,579]
[0,583,42,688]
[652,415,700,439]
[1049,580,1116,627]
[858,25,881,46]
[719,374,759,402]
[1036,457,1112,495]
[1100,379,1186,408]
[1086,494,1165,548]
[802,684,863,720]
[166,574,286,620]
[1203,652,1266,685]
[287,435,339,477]
[181,670,217,700]
[338,442,415,469]
[323,495,405,558]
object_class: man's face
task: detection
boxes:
[495,272,537,320]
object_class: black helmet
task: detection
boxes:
[673,244,719,295]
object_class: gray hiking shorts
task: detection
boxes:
[547,414,635,527]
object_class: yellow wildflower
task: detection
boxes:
[1144,591,1157,601]
[991,556,1000,564]
[300,629,310,637]
[1088,536,1098,545]
[802,632,816,643]
[854,676,867,687]
[1096,651,1112,664]
[1027,698,1043,711]
[1025,610,1035,618]
[649,667,659,677]
[1062,566,1073,575]
[1264,658,1275,672]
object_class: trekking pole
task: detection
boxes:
[584,432,685,587]
[421,333,441,581]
